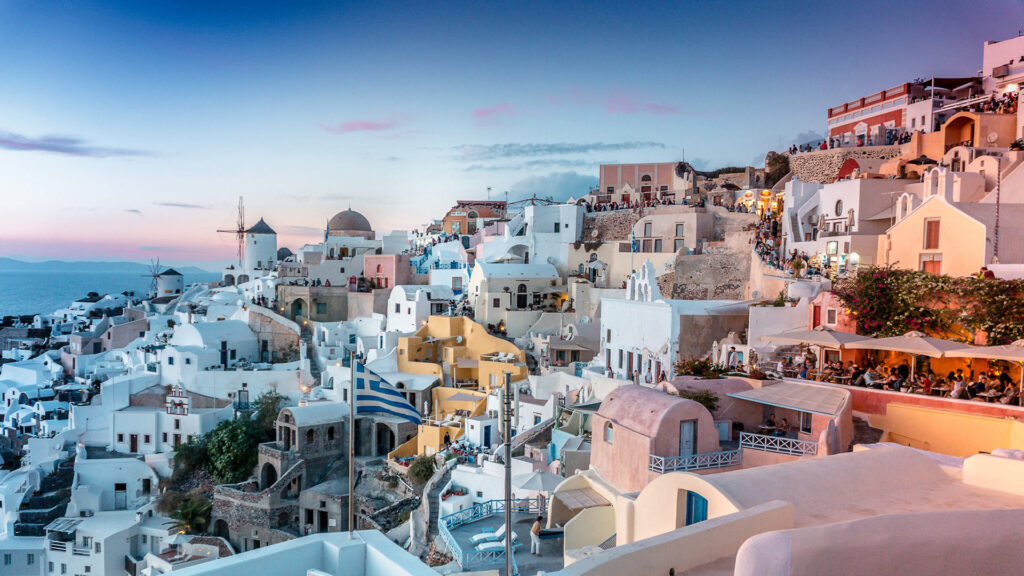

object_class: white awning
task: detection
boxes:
[728,382,847,417]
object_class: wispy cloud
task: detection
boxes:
[320,116,408,135]
[508,171,599,202]
[0,129,149,157]
[278,224,324,235]
[472,102,516,126]
[124,209,143,216]
[546,88,680,116]
[139,245,173,251]
[465,159,595,172]
[155,202,210,210]
[455,141,665,162]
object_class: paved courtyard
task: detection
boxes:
[447,510,564,575]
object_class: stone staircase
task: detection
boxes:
[14,456,75,536]
[302,332,322,387]
[426,466,453,540]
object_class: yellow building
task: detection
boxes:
[396,315,528,392]
[882,191,1024,277]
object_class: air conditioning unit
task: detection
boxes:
[79,509,94,517]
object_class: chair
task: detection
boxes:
[470,523,506,544]
[476,533,519,552]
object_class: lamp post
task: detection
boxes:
[502,371,513,576]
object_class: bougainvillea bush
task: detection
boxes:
[833,266,1024,344]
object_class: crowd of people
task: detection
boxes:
[787,356,1022,405]
[583,194,704,213]
[978,91,1018,115]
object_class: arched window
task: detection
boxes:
[604,422,614,444]
[640,174,652,182]
[306,429,315,444]
[376,264,383,274]
[327,426,335,441]
[517,284,527,293]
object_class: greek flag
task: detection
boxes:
[354,362,422,424]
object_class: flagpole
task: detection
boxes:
[349,349,356,537]
[503,371,513,576]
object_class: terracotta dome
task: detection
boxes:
[327,209,373,238]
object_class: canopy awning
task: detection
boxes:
[763,326,870,349]
[554,487,609,511]
[944,340,1024,362]
[844,331,969,358]
[728,381,847,417]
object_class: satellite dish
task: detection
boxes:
[456,335,463,344]
[590,229,599,239]
[988,132,999,145]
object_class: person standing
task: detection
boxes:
[531,516,544,556]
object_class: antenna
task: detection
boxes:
[217,197,246,267]
[141,258,161,298]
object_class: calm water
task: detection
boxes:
[0,270,221,317]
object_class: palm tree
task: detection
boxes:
[163,497,212,534]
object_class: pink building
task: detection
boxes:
[61,308,149,374]
[595,162,690,205]
[362,253,415,290]
[591,385,721,492]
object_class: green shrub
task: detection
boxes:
[677,389,719,414]
[408,455,435,486]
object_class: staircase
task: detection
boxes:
[426,466,453,540]
[302,332,322,387]
[14,457,75,536]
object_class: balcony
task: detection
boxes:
[649,449,742,474]
[739,432,818,456]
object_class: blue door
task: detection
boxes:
[685,492,708,526]
[483,425,491,447]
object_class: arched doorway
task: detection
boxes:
[213,519,230,539]
[516,284,528,309]
[237,274,250,284]
[376,424,395,456]
[260,462,278,489]
[291,298,307,320]
[223,274,235,286]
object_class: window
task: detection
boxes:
[328,426,335,441]
[185,358,191,365]
[654,239,663,253]
[604,422,614,444]
[61,563,67,575]
[85,567,91,573]
[618,349,623,369]
[606,186,614,193]
[174,419,181,430]
[675,223,684,237]
[826,241,838,256]
[142,535,148,544]
[117,433,124,443]
[800,412,813,434]
[674,239,685,252]
[642,239,652,253]
[316,303,327,314]
[826,309,838,325]
[493,298,501,308]
[27,554,34,565]
[534,415,541,425]
[920,254,942,274]
[4,554,11,566]
[49,561,54,573]
[452,277,462,291]
[554,222,560,233]
[834,200,843,217]
[162,432,168,442]
[144,435,151,444]
[230,349,237,360]
[167,357,174,366]
[924,218,940,249]
[306,429,315,443]
[394,303,400,313]
[643,222,652,237]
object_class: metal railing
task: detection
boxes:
[740,432,818,456]
[49,541,67,552]
[649,449,742,474]
[438,497,546,574]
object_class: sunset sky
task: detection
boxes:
[1,0,1021,268]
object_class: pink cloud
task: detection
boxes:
[604,95,680,116]
[472,102,516,126]
[320,118,403,134]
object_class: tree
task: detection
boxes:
[252,390,288,442]
[161,492,212,534]
[204,418,260,484]
[170,435,209,485]
[678,389,720,414]
[408,455,436,486]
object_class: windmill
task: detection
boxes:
[217,197,246,267]
[141,258,161,298]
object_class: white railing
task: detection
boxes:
[438,497,545,574]
[740,432,818,456]
[649,449,742,474]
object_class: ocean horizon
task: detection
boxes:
[0,270,222,317]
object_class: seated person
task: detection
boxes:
[764,413,778,430]
[774,418,791,437]
[950,375,969,399]
[970,375,988,396]
[1001,386,1019,405]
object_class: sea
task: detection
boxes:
[0,270,222,317]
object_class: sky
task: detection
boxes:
[1,0,1022,268]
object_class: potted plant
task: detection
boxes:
[792,259,805,278]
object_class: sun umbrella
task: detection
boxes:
[512,471,563,494]
[845,331,970,377]
[763,326,871,376]
[906,155,937,166]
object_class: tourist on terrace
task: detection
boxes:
[950,373,969,399]
[764,413,778,432]
[531,516,544,556]
[775,418,791,438]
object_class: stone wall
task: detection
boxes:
[246,306,301,362]
[787,146,902,183]
[667,210,757,300]
[580,210,641,242]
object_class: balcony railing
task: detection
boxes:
[438,497,545,573]
[49,541,68,552]
[649,449,742,474]
[740,432,818,456]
